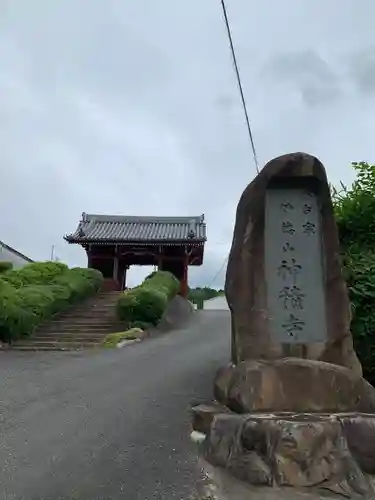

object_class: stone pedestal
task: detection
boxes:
[190,358,375,498]
[214,358,375,414]
[192,409,375,499]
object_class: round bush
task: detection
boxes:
[117,287,167,326]
[131,287,168,325]
[117,270,179,326]
[144,270,180,299]
[116,291,140,322]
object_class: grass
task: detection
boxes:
[101,328,144,348]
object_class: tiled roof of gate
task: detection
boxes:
[64,213,207,244]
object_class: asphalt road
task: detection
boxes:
[0,310,230,500]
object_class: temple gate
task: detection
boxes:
[64,213,207,297]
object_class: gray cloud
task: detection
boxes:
[3,0,375,287]
[262,50,342,108]
[346,47,375,95]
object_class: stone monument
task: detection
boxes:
[191,153,375,499]
[225,151,361,374]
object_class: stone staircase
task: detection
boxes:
[10,291,124,351]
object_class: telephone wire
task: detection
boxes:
[220,0,259,173]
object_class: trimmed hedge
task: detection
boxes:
[116,270,180,327]
[0,261,13,274]
[0,262,103,343]
[1,261,68,287]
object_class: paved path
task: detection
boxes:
[0,310,230,500]
[204,295,229,310]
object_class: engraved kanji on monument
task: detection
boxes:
[266,185,325,343]
[225,152,362,376]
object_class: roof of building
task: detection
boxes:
[64,213,207,245]
[0,240,34,262]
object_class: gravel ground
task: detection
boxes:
[0,310,230,500]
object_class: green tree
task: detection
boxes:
[333,161,375,384]
[188,286,224,305]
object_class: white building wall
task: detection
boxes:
[0,243,33,269]
[204,295,229,310]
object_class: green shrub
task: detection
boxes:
[340,249,375,384]
[0,285,57,341]
[130,320,154,330]
[48,284,73,313]
[0,280,28,342]
[17,285,56,324]
[0,262,103,342]
[116,286,167,326]
[54,268,103,301]
[1,261,68,288]
[0,261,13,274]
[143,270,180,299]
[117,270,179,326]
[333,161,375,385]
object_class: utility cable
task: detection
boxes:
[207,254,229,288]
[207,0,258,288]
[220,0,259,173]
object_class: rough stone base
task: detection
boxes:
[214,358,375,414]
[192,411,375,499]
[199,458,372,500]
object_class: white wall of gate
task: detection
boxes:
[204,295,229,310]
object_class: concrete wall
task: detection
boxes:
[0,242,33,269]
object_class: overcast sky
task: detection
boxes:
[2,1,375,287]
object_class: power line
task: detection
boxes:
[220,0,259,174]
[206,1,258,288]
[208,254,229,288]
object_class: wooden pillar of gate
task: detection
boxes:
[180,254,188,298]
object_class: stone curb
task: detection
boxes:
[116,338,142,349]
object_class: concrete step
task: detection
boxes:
[17,292,125,350]
[32,335,110,344]
[75,302,119,308]
[71,304,116,311]
[8,345,95,351]
[79,295,120,300]
[75,298,119,302]
[36,320,121,328]
[35,331,118,337]
[32,334,108,341]
[46,315,117,322]
[55,307,117,313]
[52,316,117,323]
[58,306,118,315]
[46,318,118,325]
[63,301,119,311]
[36,325,121,333]
[89,294,121,299]
[13,340,100,349]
